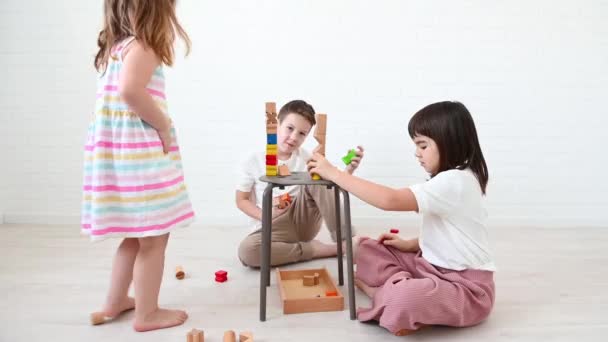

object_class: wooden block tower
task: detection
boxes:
[266,102,278,176]
[311,113,327,180]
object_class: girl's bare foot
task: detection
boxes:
[395,325,428,335]
[90,297,136,325]
[355,278,378,298]
[103,296,135,317]
[395,329,417,336]
[310,239,337,259]
[133,308,188,332]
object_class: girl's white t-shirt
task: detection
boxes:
[236,147,311,230]
[409,169,496,271]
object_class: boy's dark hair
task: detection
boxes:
[278,100,316,126]
[408,101,489,194]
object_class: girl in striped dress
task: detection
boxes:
[83,0,194,332]
[307,101,495,336]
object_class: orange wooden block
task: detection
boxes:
[277,193,292,209]
[325,290,338,297]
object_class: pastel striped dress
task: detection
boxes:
[82,37,195,241]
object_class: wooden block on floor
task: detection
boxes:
[187,328,204,342]
[89,312,107,325]
[175,265,185,280]
[224,330,236,342]
[239,331,253,342]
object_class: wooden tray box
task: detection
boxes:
[276,267,344,314]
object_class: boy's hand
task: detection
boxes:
[307,153,340,182]
[377,233,417,253]
[345,146,365,174]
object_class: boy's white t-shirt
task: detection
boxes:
[409,169,496,271]
[236,147,312,231]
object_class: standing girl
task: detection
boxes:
[83,0,195,332]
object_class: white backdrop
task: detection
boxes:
[1,0,607,227]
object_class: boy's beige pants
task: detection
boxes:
[238,185,350,267]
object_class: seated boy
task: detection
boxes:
[236,100,363,267]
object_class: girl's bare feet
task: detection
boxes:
[310,239,338,259]
[133,308,188,332]
[90,296,135,325]
[355,278,378,298]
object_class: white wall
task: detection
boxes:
[1,0,607,227]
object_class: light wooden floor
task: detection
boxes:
[1,223,607,342]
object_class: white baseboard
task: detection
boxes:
[1,212,606,228]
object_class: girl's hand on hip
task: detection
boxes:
[157,128,172,154]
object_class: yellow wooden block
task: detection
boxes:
[266,144,277,154]
[266,165,278,176]
[312,174,321,180]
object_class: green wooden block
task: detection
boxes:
[342,149,357,165]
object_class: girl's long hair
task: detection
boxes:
[94,0,191,72]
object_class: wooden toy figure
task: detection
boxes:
[311,113,327,180]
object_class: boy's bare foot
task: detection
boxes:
[133,308,188,332]
[90,296,135,325]
[310,239,337,259]
[355,278,378,298]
